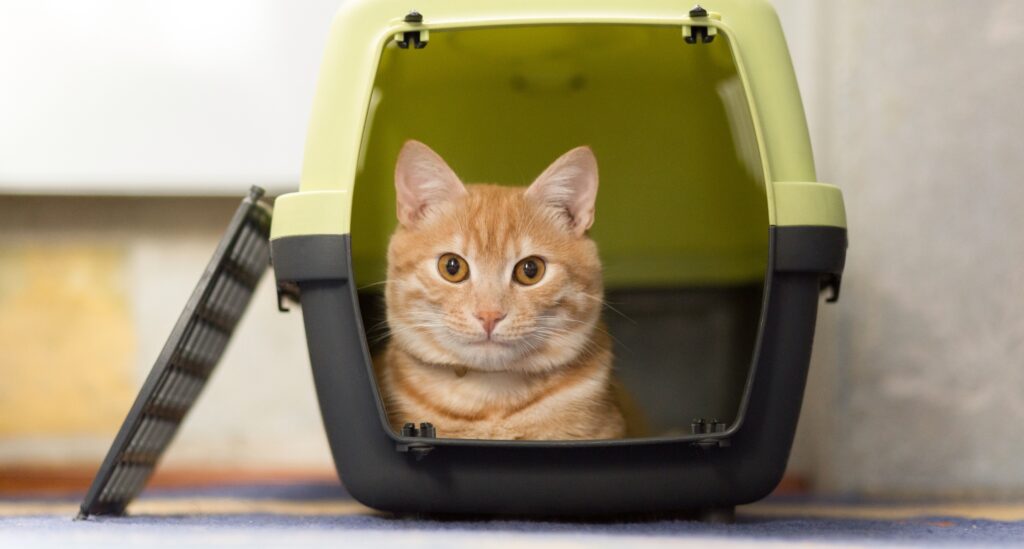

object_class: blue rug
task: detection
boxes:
[2,482,1022,548]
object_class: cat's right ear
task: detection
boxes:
[394,140,467,227]
[525,146,599,236]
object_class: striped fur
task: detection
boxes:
[375,142,626,440]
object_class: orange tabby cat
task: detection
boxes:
[376,140,625,440]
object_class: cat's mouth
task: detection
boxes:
[462,329,520,348]
[441,325,520,348]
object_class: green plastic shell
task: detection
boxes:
[270,0,845,287]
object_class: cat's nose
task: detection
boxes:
[475,310,507,337]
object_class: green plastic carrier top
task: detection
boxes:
[270,0,846,288]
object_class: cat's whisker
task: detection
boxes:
[517,335,539,356]
[377,320,445,339]
[537,317,631,353]
[530,321,619,356]
[579,293,638,325]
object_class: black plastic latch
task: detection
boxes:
[397,11,428,49]
[396,422,436,460]
[276,281,300,312]
[269,234,352,312]
[821,273,842,303]
[690,417,731,449]
[773,226,847,304]
[684,5,715,44]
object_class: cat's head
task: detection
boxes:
[385,140,603,373]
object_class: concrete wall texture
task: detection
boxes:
[779,0,1024,496]
[0,198,330,471]
[1,1,1023,497]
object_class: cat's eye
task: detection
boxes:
[513,256,546,286]
[437,253,469,283]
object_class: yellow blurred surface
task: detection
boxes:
[0,246,135,435]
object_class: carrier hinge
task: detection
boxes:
[690,418,731,449]
[395,422,436,460]
[395,10,429,49]
[275,281,300,312]
[821,273,842,303]
[683,5,720,44]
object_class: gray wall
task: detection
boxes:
[779,0,1024,496]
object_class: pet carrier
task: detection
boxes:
[82,0,846,520]
[268,0,846,517]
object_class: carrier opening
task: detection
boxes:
[350,23,769,440]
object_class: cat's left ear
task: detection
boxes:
[525,146,599,236]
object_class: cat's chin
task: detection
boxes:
[466,339,514,349]
[450,337,584,374]
[451,340,526,371]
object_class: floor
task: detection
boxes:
[2,482,1024,548]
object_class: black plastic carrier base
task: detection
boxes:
[77,187,272,519]
[270,225,846,517]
